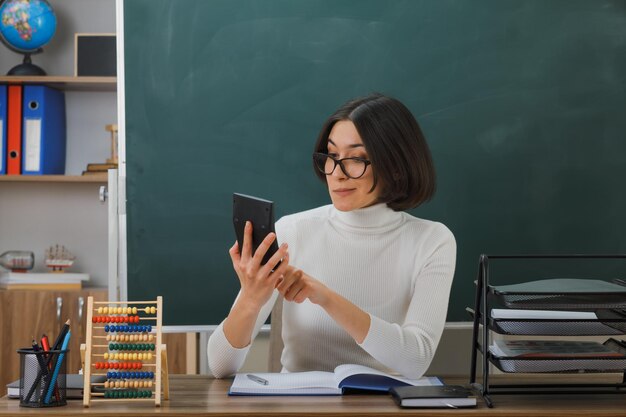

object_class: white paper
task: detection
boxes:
[24,118,42,172]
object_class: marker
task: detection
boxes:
[247,374,269,385]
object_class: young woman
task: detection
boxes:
[208,93,456,379]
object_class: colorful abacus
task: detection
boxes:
[82,297,169,407]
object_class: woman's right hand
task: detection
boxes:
[229,221,290,311]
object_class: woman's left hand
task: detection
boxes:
[275,267,330,306]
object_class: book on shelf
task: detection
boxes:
[390,385,476,408]
[228,364,442,396]
[82,162,117,175]
[490,339,626,358]
[0,271,89,290]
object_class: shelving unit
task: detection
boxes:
[0,73,117,288]
[468,254,626,407]
[0,174,107,183]
[0,76,116,91]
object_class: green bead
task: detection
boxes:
[109,343,114,350]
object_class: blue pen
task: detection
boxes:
[44,330,71,404]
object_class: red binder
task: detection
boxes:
[7,85,23,175]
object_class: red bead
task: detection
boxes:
[135,316,140,323]
[94,362,100,369]
[92,317,97,323]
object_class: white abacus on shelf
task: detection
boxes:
[81,296,169,407]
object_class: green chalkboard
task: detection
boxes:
[124,0,626,325]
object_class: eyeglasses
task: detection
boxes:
[313,152,371,179]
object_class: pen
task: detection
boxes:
[44,330,71,404]
[247,374,269,385]
[41,334,60,402]
[24,339,50,402]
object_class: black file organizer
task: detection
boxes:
[468,254,626,408]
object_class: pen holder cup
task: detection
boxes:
[17,348,68,407]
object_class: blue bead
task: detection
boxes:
[104,324,109,332]
[148,325,152,332]
[149,372,154,379]
[106,371,111,378]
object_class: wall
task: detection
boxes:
[0,0,117,287]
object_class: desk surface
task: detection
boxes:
[1,375,626,416]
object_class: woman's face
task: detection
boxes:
[325,120,379,211]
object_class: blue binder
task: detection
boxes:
[21,85,66,175]
[0,85,7,175]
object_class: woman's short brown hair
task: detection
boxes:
[313,93,436,211]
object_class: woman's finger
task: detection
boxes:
[260,241,288,275]
[276,269,301,293]
[252,232,277,265]
[285,280,306,302]
[240,221,253,260]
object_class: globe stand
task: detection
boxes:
[7,51,46,76]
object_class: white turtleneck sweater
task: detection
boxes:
[208,203,456,379]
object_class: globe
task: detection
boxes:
[0,0,57,75]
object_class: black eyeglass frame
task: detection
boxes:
[312,152,372,179]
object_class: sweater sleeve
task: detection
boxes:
[358,224,456,379]
[207,290,278,378]
[207,215,296,378]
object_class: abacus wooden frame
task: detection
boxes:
[82,296,169,407]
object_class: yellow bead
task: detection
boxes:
[147,352,153,361]
[104,307,109,314]
[97,307,103,314]
[148,334,154,342]
[148,381,153,388]
[132,307,137,314]
[104,381,109,388]
[150,306,156,314]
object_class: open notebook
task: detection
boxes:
[229,364,442,396]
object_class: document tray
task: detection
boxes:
[489,339,626,374]
[490,279,626,310]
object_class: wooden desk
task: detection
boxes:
[1,375,626,416]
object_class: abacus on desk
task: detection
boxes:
[81,296,169,407]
